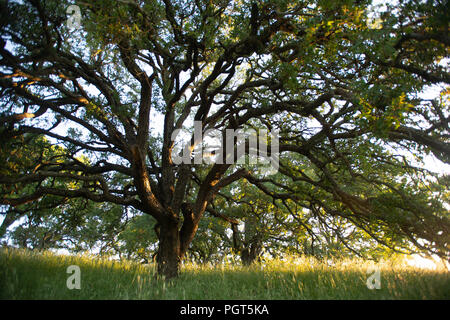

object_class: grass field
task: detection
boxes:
[0,248,449,300]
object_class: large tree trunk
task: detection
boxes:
[241,239,262,266]
[151,203,203,278]
[231,223,263,266]
[156,218,181,279]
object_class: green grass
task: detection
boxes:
[1,248,449,299]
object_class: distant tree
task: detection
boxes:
[0,134,72,239]
[1,0,449,277]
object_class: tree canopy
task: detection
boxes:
[0,0,449,277]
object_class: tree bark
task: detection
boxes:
[241,239,262,266]
[231,223,262,266]
[156,217,181,279]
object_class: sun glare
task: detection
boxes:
[406,254,449,270]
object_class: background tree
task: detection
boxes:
[0,0,449,277]
[0,134,75,239]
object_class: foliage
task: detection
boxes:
[0,0,449,277]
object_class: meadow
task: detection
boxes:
[0,248,449,300]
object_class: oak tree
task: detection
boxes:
[1,0,449,277]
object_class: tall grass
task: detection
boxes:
[1,248,448,299]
